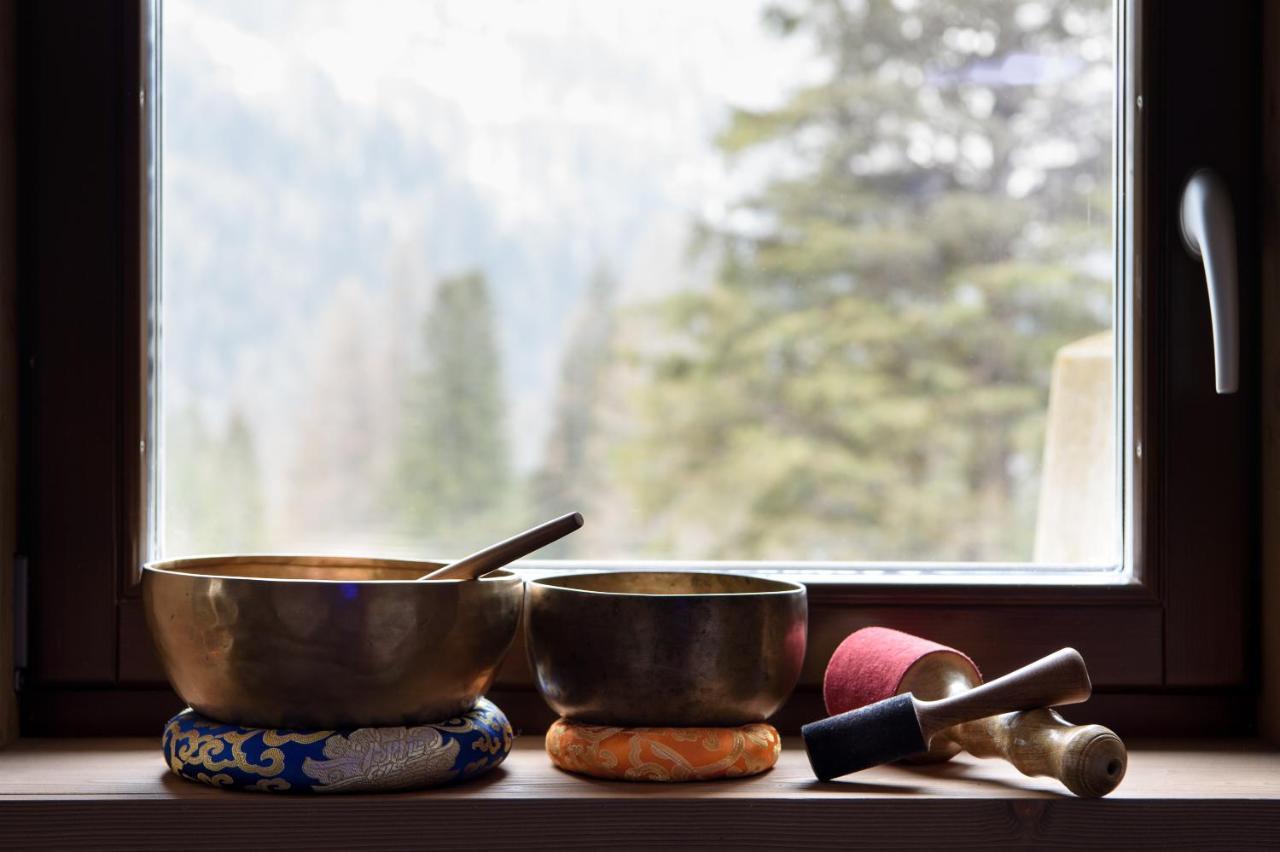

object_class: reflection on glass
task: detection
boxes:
[161,0,1116,564]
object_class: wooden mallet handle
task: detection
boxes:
[952,710,1127,798]
[915,648,1092,741]
[898,645,1127,797]
[419,512,583,581]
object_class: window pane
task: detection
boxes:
[160,0,1117,564]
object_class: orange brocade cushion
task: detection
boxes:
[545,718,781,782]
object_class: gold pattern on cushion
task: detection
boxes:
[545,719,781,782]
[164,718,288,777]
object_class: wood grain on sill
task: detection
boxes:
[0,739,1278,850]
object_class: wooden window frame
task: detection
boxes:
[14,0,1261,736]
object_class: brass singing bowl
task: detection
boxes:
[526,571,807,726]
[143,556,523,729]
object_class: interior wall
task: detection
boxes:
[1262,0,1280,745]
[0,0,18,747]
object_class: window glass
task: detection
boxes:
[160,0,1116,564]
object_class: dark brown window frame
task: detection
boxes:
[15,0,1260,736]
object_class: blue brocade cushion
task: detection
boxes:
[162,697,513,793]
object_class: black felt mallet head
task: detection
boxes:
[801,647,1091,781]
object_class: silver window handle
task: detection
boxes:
[1179,168,1239,394]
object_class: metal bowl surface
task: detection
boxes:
[526,571,807,726]
[143,555,523,729]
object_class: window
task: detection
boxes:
[14,0,1258,734]
[159,0,1119,569]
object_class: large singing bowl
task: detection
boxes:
[143,556,523,729]
[526,571,807,727]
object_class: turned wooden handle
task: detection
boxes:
[916,648,1091,740]
[419,512,584,581]
[952,709,1127,798]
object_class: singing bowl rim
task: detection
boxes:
[144,554,520,585]
[528,570,805,597]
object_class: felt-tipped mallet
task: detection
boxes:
[802,646,1091,781]
[820,627,1127,797]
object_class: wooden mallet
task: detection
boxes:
[418,512,584,581]
[802,645,1092,782]
[813,627,1127,797]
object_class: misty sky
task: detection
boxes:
[161,0,824,482]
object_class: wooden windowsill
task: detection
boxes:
[1,738,1277,849]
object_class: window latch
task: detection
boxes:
[1179,168,1239,394]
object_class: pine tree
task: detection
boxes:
[163,404,267,554]
[390,270,512,553]
[163,403,214,556]
[619,0,1113,561]
[283,283,384,548]
[216,409,267,551]
[531,265,619,556]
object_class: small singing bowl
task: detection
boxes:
[143,555,523,729]
[526,571,807,727]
